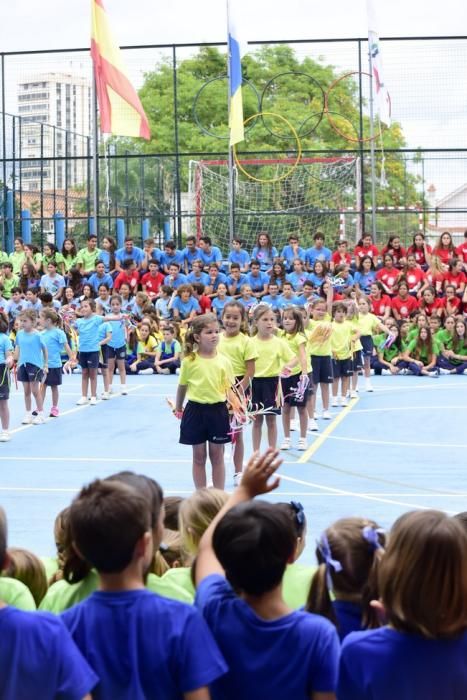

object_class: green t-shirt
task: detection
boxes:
[40,556,59,581]
[62,254,77,272]
[406,338,439,362]
[3,275,19,299]
[9,251,26,275]
[39,569,192,613]
[435,329,453,350]
[43,253,65,270]
[0,252,9,265]
[161,567,195,601]
[282,563,316,609]
[76,247,101,273]
[0,576,36,610]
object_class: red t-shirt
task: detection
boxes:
[432,247,455,265]
[420,299,443,316]
[442,270,466,291]
[331,251,352,266]
[370,294,392,317]
[407,244,432,267]
[381,245,407,265]
[141,271,164,297]
[375,268,399,294]
[439,296,461,313]
[456,242,467,264]
[197,295,212,313]
[114,270,140,291]
[404,267,426,293]
[391,295,419,319]
[354,244,379,261]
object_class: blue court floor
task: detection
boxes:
[1,373,466,566]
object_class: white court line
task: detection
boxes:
[351,405,467,414]
[8,385,146,435]
[0,455,297,465]
[373,382,461,393]
[326,435,467,449]
[277,473,458,514]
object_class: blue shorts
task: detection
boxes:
[18,363,44,384]
[332,358,353,378]
[251,377,281,415]
[352,351,363,372]
[281,372,313,407]
[45,367,63,386]
[107,345,126,360]
[79,351,100,370]
[311,355,333,384]
[360,335,374,357]
[179,401,231,445]
[0,364,10,400]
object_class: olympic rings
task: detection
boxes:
[325,71,379,143]
[233,112,302,183]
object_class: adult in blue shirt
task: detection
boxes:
[251,232,279,272]
[182,235,201,273]
[245,261,269,298]
[277,282,302,310]
[87,262,114,293]
[160,240,185,274]
[115,238,146,272]
[195,450,339,700]
[164,263,188,290]
[198,236,223,270]
[262,283,282,311]
[187,259,210,286]
[305,232,332,270]
[280,235,306,271]
[226,264,247,296]
[228,238,251,272]
[205,264,228,297]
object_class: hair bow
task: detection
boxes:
[362,525,385,550]
[317,533,342,590]
[290,501,305,528]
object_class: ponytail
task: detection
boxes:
[305,563,337,624]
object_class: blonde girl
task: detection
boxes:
[175,313,234,490]
[306,285,334,429]
[280,307,311,451]
[356,296,394,393]
[14,310,48,424]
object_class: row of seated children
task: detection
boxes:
[0,449,466,699]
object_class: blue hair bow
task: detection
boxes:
[362,525,385,550]
[290,501,305,528]
[317,533,342,589]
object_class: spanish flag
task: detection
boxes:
[227,0,244,147]
[91,0,150,139]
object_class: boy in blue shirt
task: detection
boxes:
[62,478,226,700]
[277,281,302,311]
[87,261,114,294]
[198,236,223,270]
[183,235,201,273]
[228,238,250,272]
[280,234,306,271]
[245,260,269,299]
[305,232,332,270]
[164,262,188,290]
[160,240,185,274]
[262,282,282,311]
[115,237,146,272]
[195,448,339,700]
[187,259,210,286]
[0,505,97,699]
[226,263,247,297]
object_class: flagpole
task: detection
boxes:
[226,0,235,244]
[92,76,100,239]
[367,47,377,243]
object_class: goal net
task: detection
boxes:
[339,206,424,247]
[188,157,360,251]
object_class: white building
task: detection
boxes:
[17,72,91,191]
[427,183,467,245]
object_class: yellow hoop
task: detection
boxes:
[233,111,302,182]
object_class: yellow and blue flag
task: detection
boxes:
[227,1,244,146]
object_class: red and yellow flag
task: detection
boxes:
[90,0,150,139]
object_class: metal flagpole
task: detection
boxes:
[368,44,377,242]
[92,76,100,239]
[226,0,235,244]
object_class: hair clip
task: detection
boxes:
[159,542,169,552]
[290,501,305,528]
[317,533,342,590]
[362,525,385,551]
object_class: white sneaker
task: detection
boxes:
[121,386,128,395]
[90,397,97,406]
[340,396,348,407]
[138,368,154,375]
[0,432,10,442]
[22,414,33,424]
[72,366,82,374]
[331,398,339,407]
[108,386,114,394]
[158,368,170,375]
[322,410,332,420]
[76,397,88,406]
[350,390,358,398]
[280,438,291,450]
[233,472,242,487]
[365,379,374,392]
[175,368,181,375]
[298,438,308,451]
[101,392,110,400]
[32,413,45,425]
[290,419,299,432]
[308,419,319,432]
[115,368,120,375]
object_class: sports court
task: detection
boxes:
[3,373,465,565]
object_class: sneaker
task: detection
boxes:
[349,390,358,399]
[108,386,114,394]
[32,410,38,417]
[22,414,33,424]
[314,412,319,420]
[331,398,339,407]
[428,370,439,378]
[308,419,319,432]
[121,386,128,395]
[90,397,97,406]
[280,438,291,450]
[32,413,45,425]
[138,368,154,375]
[0,432,10,442]
[322,410,332,420]
[365,379,374,392]
[290,418,299,431]
[340,396,348,407]
[233,472,243,487]
[439,368,450,375]
[158,368,170,375]
[101,391,110,400]
[175,368,181,375]
[76,397,88,406]
[49,406,59,418]
[115,368,120,375]
[298,438,308,451]
[72,366,82,374]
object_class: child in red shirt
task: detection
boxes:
[191,282,212,313]
[114,259,140,292]
[141,260,164,299]
[353,234,379,268]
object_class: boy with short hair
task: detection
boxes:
[62,479,226,700]
[0,506,97,699]
[1,263,19,300]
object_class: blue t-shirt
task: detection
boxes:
[160,250,185,270]
[212,296,233,318]
[338,626,467,700]
[164,272,188,289]
[75,315,105,352]
[0,606,97,700]
[262,294,282,310]
[245,271,269,292]
[25,299,42,312]
[62,589,227,700]
[280,244,306,269]
[305,246,332,266]
[333,273,354,292]
[98,321,112,344]
[308,273,326,288]
[228,249,250,268]
[332,600,363,642]
[155,298,171,319]
[251,246,278,270]
[16,330,46,368]
[187,271,210,286]
[40,328,67,368]
[196,574,339,700]
[6,299,26,320]
[0,334,12,364]
[206,272,228,291]
[107,317,127,349]
[87,272,114,293]
[277,294,302,309]
[40,273,65,295]
[97,249,113,272]
[353,270,377,293]
[286,271,310,290]
[237,297,257,311]
[172,296,200,319]
[183,247,201,271]
[115,246,145,266]
[198,246,223,267]
[226,273,247,294]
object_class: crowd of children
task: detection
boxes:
[0,449,466,699]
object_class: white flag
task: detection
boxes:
[367,0,391,125]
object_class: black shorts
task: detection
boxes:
[311,355,333,384]
[360,335,374,357]
[99,345,110,369]
[44,367,62,387]
[0,364,9,400]
[332,358,353,378]
[281,372,313,407]
[179,401,231,446]
[17,362,44,383]
[79,351,100,369]
[251,377,281,415]
[352,351,363,372]
[107,345,126,360]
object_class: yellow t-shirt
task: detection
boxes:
[357,312,380,337]
[137,336,158,360]
[218,332,258,377]
[331,320,354,360]
[250,335,295,378]
[179,352,234,404]
[349,317,363,352]
[306,317,333,357]
[279,331,310,375]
